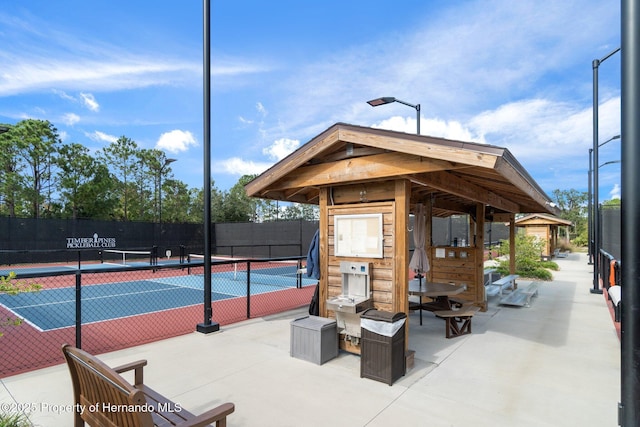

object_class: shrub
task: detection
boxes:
[497,234,557,280]
[0,412,32,427]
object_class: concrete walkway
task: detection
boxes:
[1,253,620,426]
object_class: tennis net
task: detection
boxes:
[101,248,157,266]
[187,254,312,289]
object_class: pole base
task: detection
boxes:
[196,322,220,334]
[590,288,604,295]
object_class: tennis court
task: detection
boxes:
[0,262,317,332]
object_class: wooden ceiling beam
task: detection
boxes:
[412,170,521,213]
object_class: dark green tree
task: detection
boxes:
[100,136,139,221]
[552,189,588,241]
[12,119,60,218]
[55,143,100,219]
[222,175,259,222]
[0,124,23,217]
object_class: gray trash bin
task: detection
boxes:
[360,309,406,385]
[290,316,338,365]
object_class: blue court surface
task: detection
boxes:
[0,272,317,331]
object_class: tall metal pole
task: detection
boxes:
[592,46,621,294]
[197,0,219,333]
[621,2,640,424]
[588,148,593,264]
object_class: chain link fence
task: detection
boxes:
[0,256,315,377]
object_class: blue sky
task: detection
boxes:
[0,1,622,201]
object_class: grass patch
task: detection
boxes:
[0,412,31,427]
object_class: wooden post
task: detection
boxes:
[394,179,410,314]
[509,213,516,282]
[475,203,486,310]
[319,187,329,317]
[425,198,433,283]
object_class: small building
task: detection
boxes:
[515,213,573,259]
[246,123,558,351]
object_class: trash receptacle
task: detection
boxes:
[290,316,338,365]
[360,309,406,385]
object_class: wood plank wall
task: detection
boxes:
[326,201,396,313]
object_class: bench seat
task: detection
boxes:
[609,286,621,322]
[435,304,481,338]
[486,274,519,298]
[499,282,539,307]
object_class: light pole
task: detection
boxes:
[367,97,421,135]
[158,158,177,224]
[592,47,620,294]
[588,134,620,265]
[588,148,594,264]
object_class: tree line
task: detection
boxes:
[0,119,319,223]
[1,119,596,235]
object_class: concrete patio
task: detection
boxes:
[1,252,620,426]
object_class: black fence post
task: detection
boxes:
[75,271,82,348]
[246,261,251,319]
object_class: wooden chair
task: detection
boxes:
[62,344,234,427]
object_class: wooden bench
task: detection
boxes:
[608,286,621,322]
[62,344,235,427]
[499,282,540,307]
[434,304,481,338]
[485,274,519,298]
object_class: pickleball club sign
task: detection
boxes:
[66,233,117,249]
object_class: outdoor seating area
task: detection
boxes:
[0,253,621,426]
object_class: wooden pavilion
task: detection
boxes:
[515,213,573,259]
[245,123,558,349]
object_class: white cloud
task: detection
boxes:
[262,138,299,161]
[256,102,267,116]
[609,184,621,200]
[80,92,99,112]
[85,130,117,143]
[215,157,273,176]
[52,89,75,102]
[468,98,592,156]
[61,112,80,126]
[372,116,484,142]
[155,129,197,153]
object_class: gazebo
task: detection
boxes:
[515,213,573,259]
[246,123,558,351]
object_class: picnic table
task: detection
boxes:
[408,279,466,325]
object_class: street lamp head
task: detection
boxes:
[367,97,396,107]
[598,134,621,147]
[165,158,177,166]
[599,160,621,168]
[366,96,421,134]
[0,126,9,134]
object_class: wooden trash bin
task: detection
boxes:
[360,309,406,385]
